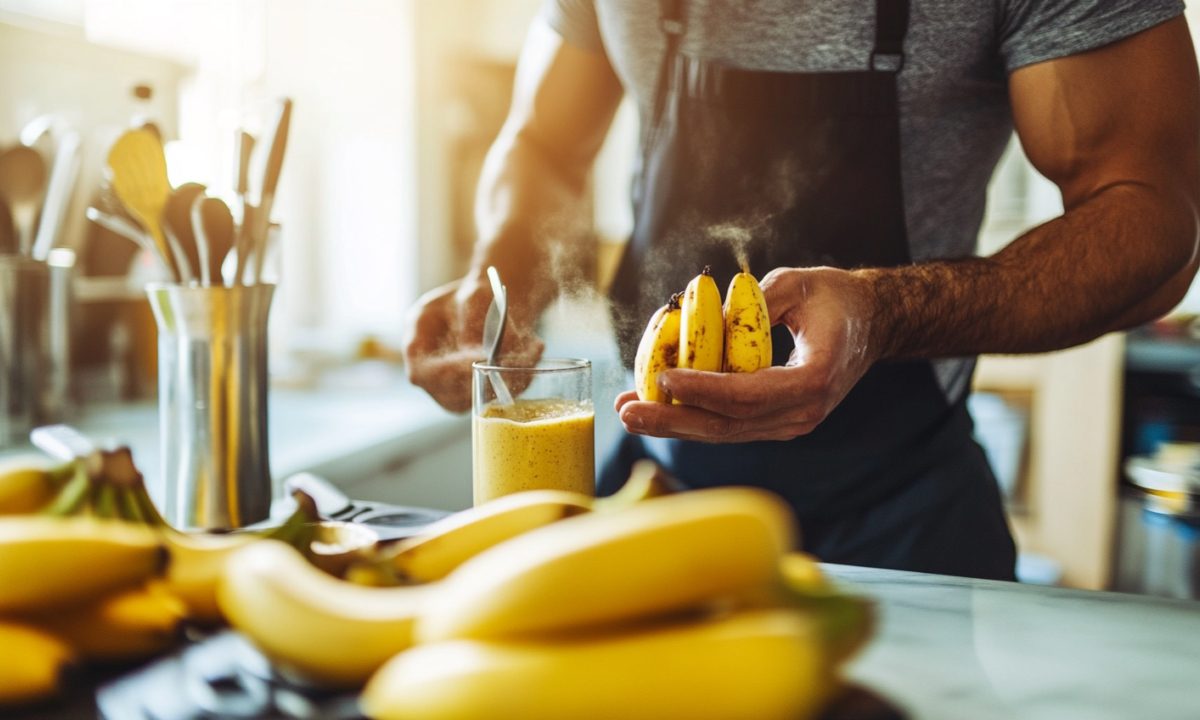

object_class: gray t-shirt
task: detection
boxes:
[542,0,1183,401]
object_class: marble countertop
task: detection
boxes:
[831,564,1200,720]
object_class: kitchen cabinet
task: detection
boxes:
[973,334,1125,590]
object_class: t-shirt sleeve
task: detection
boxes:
[999,0,1185,72]
[540,0,605,54]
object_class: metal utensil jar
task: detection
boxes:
[0,252,73,444]
[147,283,274,530]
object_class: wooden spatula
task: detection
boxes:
[106,129,178,281]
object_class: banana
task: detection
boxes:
[364,608,834,720]
[679,266,725,372]
[592,459,682,512]
[0,621,76,706]
[29,581,186,662]
[723,266,773,372]
[633,292,683,402]
[417,486,796,642]
[385,489,593,583]
[160,491,319,624]
[0,517,164,613]
[0,456,72,515]
[218,540,433,687]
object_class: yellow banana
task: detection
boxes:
[218,540,433,687]
[0,517,164,613]
[0,456,71,515]
[0,620,76,706]
[723,267,773,372]
[30,581,186,662]
[633,292,682,402]
[592,460,681,512]
[417,486,795,642]
[158,488,319,623]
[679,266,725,372]
[364,608,834,720]
[386,489,593,583]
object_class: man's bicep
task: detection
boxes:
[503,20,624,173]
[1008,16,1200,208]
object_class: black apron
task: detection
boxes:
[603,0,1016,581]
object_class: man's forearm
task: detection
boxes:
[468,130,593,327]
[861,182,1199,360]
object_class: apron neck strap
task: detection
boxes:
[870,0,911,72]
[651,0,686,132]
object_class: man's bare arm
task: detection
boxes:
[469,22,624,327]
[404,23,622,411]
[866,16,1200,359]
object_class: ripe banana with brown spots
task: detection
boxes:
[634,293,683,403]
[723,267,772,373]
[680,266,725,372]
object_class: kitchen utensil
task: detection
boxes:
[31,130,81,261]
[30,423,97,461]
[0,144,48,256]
[244,98,292,285]
[85,206,173,277]
[235,130,255,222]
[482,266,515,405]
[106,129,179,281]
[0,199,13,255]
[283,472,353,518]
[192,196,235,287]
[0,254,74,445]
[163,182,206,283]
[147,283,275,530]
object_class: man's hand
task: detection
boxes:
[403,274,543,413]
[617,267,878,442]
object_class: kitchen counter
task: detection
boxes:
[833,564,1199,720]
[1,365,473,510]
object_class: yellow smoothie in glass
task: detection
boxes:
[472,398,595,505]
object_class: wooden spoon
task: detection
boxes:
[163,182,206,282]
[191,196,234,287]
[0,145,48,256]
[106,129,178,281]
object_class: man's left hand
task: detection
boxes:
[616,267,881,443]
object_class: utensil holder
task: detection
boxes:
[147,283,274,530]
[0,252,74,445]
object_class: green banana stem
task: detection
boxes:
[92,483,119,519]
[129,480,169,528]
[116,487,148,524]
[263,490,320,552]
[42,462,91,517]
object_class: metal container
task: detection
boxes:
[147,283,274,530]
[1120,454,1200,599]
[0,251,74,445]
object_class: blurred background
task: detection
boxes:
[2,0,1200,598]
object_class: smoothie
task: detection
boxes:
[472,398,595,505]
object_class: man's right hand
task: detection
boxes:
[403,275,544,413]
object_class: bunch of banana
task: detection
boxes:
[357,484,871,720]
[633,292,683,402]
[634,263,772,404]
[0,456,74,515]
[0,516,166,705]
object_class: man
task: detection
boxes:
[404,0,1200,581]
